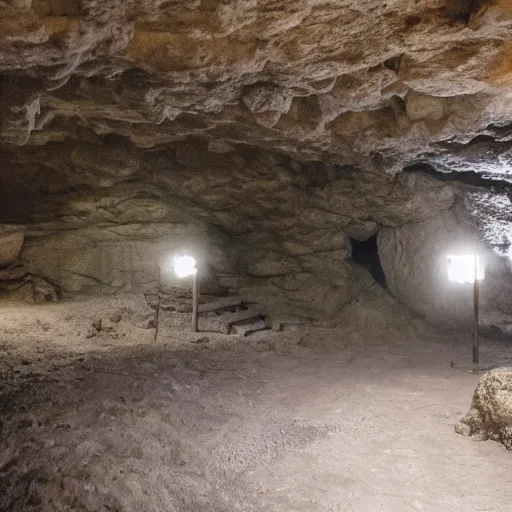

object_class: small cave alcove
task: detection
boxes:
[350,234,387,289]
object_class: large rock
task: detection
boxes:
[0,229,24,267]
[456,368,512,450]
[378,209,512,329]
[337,282,433,338]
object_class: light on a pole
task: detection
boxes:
[173,255,197,278]
[447,254,484,284]
[446,253,485,364]
[169,254,199,333]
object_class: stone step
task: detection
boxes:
[199,308,262,334]
[198,295,243,313]
[232,318,268,337]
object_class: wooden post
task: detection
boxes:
[192,271,198,332]
[473,254,479,364]
[154,267,161,341]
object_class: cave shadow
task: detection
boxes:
[349,234,388,289]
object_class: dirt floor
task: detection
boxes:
[1,295,512,512]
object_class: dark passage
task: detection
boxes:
[350,235,387,288]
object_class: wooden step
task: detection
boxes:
[232,318,268,337]
[198,296,243,313]
[199,308,262,334]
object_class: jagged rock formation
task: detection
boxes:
[1,1,512,323]
[0,0,511,168]
[456,367,512,450]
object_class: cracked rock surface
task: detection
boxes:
[457,367,512,450]
[0,0,511,169]
[12,144,456,318]
[1,1,512,321]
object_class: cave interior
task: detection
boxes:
[1,1,512,511]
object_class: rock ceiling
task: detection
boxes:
[0,0,511,169]
[1,0,512,315]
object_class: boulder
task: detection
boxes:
[456,367,512,450]
[108,303,156,330]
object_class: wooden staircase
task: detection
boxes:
[197,295,267,336]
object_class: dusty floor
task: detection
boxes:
[1,296,512,512]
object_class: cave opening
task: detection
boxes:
[350,234,387,288]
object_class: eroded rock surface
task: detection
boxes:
[457,367,512,450]
[0,0,511,172]
[22,222,232,295]
[8,145,455,318]
[1,1,512,322]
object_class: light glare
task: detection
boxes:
[447,254,484,284]
[173,255,197,278]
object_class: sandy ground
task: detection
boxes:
[1,295,512,512]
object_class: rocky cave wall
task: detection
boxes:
[3,137,512,327]
[1,0,512,328]
[1,139,457,321]
[379,206,512,329]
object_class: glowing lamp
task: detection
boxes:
[447,254,485,284]
[158,253,200,333]
[173,255,197,278]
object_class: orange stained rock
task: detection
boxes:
[44,16,79,37]
[495,0,512,18]
[125,28,259,72]
[0,11,43,41]
[491,43,512,86]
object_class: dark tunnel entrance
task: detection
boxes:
[350,234,387,289]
